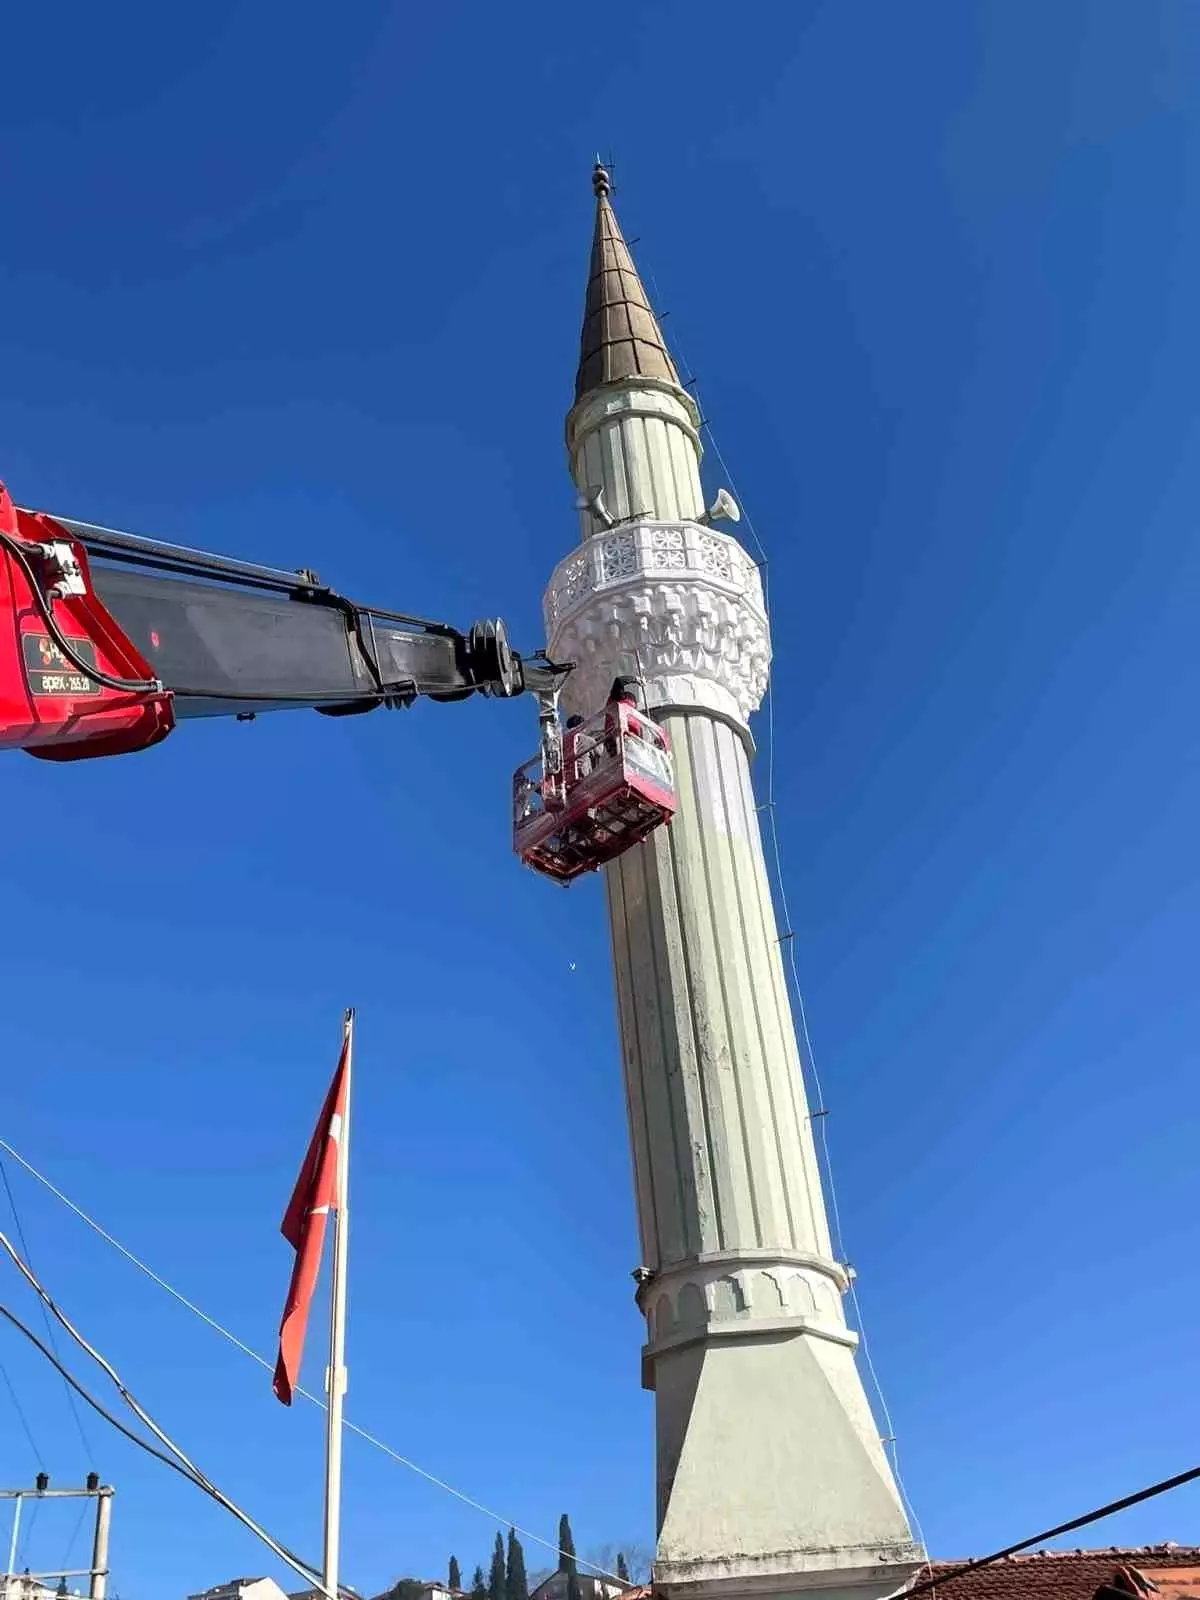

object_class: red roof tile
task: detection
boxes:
[919,1546,1200,1600]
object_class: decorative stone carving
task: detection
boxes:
[544,519,770,728]
[556,552,589,609]
[638,1252,857,1380]
[599,531,637,581]
[698,530,733,581]
[650,526,686,569]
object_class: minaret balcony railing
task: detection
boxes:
[545,518,759,629]
[544,519,770,728]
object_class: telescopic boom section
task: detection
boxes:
[0,481,552,762]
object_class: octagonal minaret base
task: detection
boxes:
[654,1337,921,1600]
[547,163,924,1600]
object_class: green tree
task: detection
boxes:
[490,1531,507,1600]
[616,1555,629,1585]
[449,1559,463,1592]
[506,1528,529,1600]
[390,1581,426,1600]
[471,1567,488,1600]
[558,1515,581,1600]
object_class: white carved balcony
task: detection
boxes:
[543,520,770,730]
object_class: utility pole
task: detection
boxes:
[88,1476,113,1600]
[1,1474,114,1598]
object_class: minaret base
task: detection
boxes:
[651,1329,923,1600]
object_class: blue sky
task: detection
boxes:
[2,1,1200,1595]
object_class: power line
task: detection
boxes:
[894,1462,1200,1600]
[0,1291,343,1598]
[1,1153,96,1463]
[18,1486,42,1570]
[641,228,1200,1594]
[61,1498,92,1581]
[0,1337,50,1568]
[638,252,927,1557]
[0,1232,354,1600]
[0,1352,48,1470]
[0,1137,623,1586]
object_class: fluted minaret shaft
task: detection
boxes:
[544,165,922,1600]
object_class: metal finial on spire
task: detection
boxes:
[592,160,611,199]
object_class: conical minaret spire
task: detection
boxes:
[565,166,705,545]
[544,168,923,1600]
[576,162,680,399]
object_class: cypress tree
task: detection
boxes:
[471,1567,488,1600]
[616,1555,629,1586]
[506,1528,529,1600]
[489,1531,507,1600]
[449,1559,463,1592]
[558,1515,581,1600]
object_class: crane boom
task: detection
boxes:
[0,474,679,885]
[0,481,560,762]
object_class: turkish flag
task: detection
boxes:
[273,1040,349,1406]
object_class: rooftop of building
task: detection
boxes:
[192,1583,270,1599]
[917,1545,1200,1600]
[591,1548,1200,1600]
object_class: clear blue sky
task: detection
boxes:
[2,2,1199,1595]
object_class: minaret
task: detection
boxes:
[544,165,924,1600]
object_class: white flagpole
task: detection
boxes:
[323,1007,353,1600]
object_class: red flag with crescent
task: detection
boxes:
[273,1041,349,1405]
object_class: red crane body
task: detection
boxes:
[0,488,175,760]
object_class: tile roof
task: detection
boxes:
[618,1550,1200,1600]
[918,1546,1200,1600]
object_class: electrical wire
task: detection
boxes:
[2,1154,96,1463]
[635,255,1200,1584]
[0,1313,50,1565]
[60,1498,92,1584]
[0,1139,623,1586]
[640,253,928,1554]
[17,1485,42,1569]
[0,531,161,695]
[0,1293,343,1598]
[0,1352,47,1470]
[3,522,520,709]
[0,1232,352,1600]
[0,524,385,710]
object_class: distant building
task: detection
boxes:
[188,1579,290,1600]
[529,1575,624,1600]
[1,1577,75,1600]
[368,1583,465,1600]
